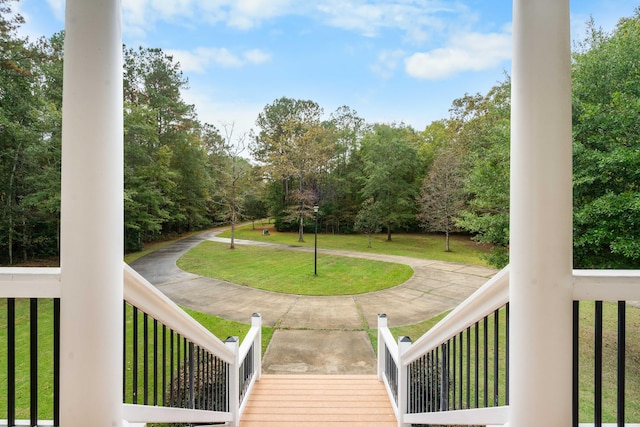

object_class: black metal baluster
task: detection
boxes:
[162,324,167,407]
[184,337,188,408]
[595,301,603,427]
[153,319,158,406]
[418,355,428,412]
[132,307,138,404]
[452,336,456,409]
[8,298,15,426]
[421,355,426,413]
[484,316,489,408]
[459,332,463,410]
[30,299,38,426]
[617,301,625,427]
[54,298,60,427]
[505,302,510,405]
[177,334,181,407]
[441,342,448,411]
[466,326,471,409]
[431,350,436,412]
[204,352,210,411]
[494,309,499,407]
[475,321,479,409]
[122,302,127,401]
[195,346,200,409]
[143,313,149,405]
[170,330,175,406]
[573,301,579,427]
[189,342,195,409]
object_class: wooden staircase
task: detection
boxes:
[239,374,397,426]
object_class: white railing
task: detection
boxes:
[378,266,640,427]
[378,266,510,427]
[0,264,262,427]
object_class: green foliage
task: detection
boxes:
[572,10,640,268]
[354,198,382,248]
[447,81,511,267]
[5,6,640,271]
[359,123,420,241]
[417,147,466,252]
[0,3,60,264]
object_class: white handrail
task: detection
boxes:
[401,265,510,365]
[238,313,263,419]
[122,404,232,424]
[573,270,640,301]
[0,267,61,298]
[123,263,235,364]
[0,265,236,363]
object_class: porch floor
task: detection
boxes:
[239,374,397,426]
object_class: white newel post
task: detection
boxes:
[226,336,240,427]
[60,1,123,426]
[252,313,262,382]
[397,336,412,427]
[377,313,387,382]
[509,0,573,426]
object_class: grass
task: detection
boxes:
[182,306,274,356]
[0,299,56,420]
[177,240,414,296]
[220,221,491,266]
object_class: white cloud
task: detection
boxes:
[405,30,512,80]
[229,0,297,29]
[45,0,65,21]
[119,0,463,44]
[167,47,271,73]
[243,49,271,64]
[370,49,406,79]
[316,0,460,43]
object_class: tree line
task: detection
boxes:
[1,0,638,269]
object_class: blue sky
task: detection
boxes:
[16,0,640,137]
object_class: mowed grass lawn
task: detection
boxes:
[220,222,491,266]
[177,241,414,296]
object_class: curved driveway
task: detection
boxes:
[130,229,497,374]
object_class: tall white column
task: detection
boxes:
[509,0,573,426]
[60,1,123,426]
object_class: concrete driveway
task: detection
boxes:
[130,230,497,375]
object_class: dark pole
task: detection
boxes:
[313,205,319,276]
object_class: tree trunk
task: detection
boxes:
[298,214,304,242]
[367,233,372,248]
[445,230,450,252]
[230,211,236,249]
[386,223,392,241]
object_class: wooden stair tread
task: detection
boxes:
[239,375,397,427]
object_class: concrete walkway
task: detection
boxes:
[130,230,496,375]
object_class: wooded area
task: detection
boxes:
[1,0,638,268]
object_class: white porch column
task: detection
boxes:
[509,0,573,426]
[60,1,123,426]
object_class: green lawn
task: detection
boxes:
[177,240,414,296]
[220,221,491,266]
